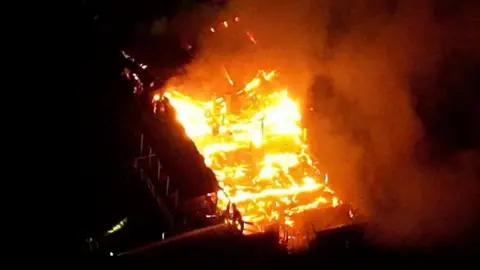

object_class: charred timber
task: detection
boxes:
[121,50,219,200]
[135,104,219,199]
[309,224,365,254]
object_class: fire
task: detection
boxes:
[163,70,342,232]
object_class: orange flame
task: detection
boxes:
[164,70,341,232]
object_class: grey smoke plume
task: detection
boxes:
[171,0,480,248]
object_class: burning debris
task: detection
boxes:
[153,16,348,235]
[160,70,344,235]
[145,16,351,236]
[122,14,353,245]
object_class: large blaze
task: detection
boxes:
[162,70,341,233]
[155,16,344,235]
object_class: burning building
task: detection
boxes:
[95,13,360,258]
[156,15,352,235]
[162,70,344,234]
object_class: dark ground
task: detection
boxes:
[113,223,478,267]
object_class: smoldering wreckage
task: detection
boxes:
[86,14,367,262]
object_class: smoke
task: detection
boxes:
[296,0,480,248]
[169,0,480,248]
[310,0,480,248]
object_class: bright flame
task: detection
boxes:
[163,70,341,231]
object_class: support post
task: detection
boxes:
[148,147,152,168]
[165,175,170,196]
[140,134,144,155]
[157,160,162,181]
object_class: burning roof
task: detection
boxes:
[162,68,342,234]
[121,11,350,237]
